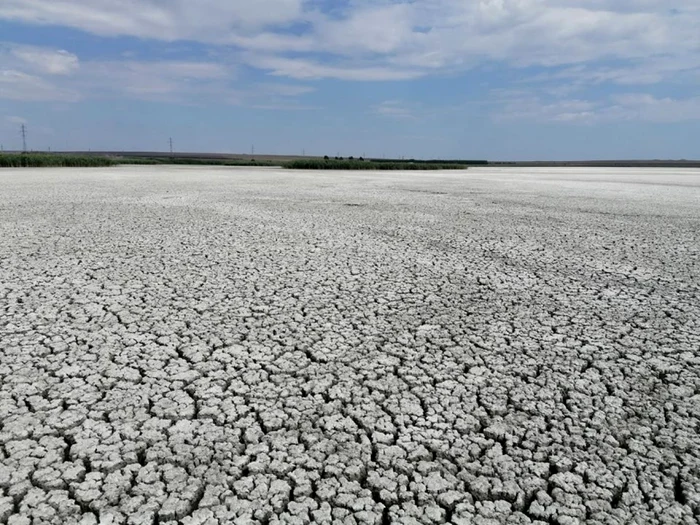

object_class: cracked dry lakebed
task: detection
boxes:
[0,166,699,525]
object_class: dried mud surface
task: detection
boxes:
[1,166,699,525]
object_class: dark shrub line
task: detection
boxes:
[0,154,117,168]
[1,154,481,170]
[284,159,471,170]
[119,157,277,167]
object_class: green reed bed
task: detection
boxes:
[0,154,117,168]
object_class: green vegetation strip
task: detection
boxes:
[0,154,117,168]
[0,154,279,168]
[369,158,487,165]
[284,159,470,170]
[119,157,278,167]
[1,154,481,170]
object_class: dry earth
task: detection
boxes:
[0,166,698,525]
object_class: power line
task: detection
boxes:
[20,124,27,152]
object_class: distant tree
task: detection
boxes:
[324,155,329,160]
[349,156,354,160]
[359,157,364,161]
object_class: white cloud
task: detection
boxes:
[250,55,422,81]
[525,55,700,87]
[0,44,320,109]
[0,41,238,103]
[0,69,81,102]
[80,61,232,98]
[0,1,698,83]
[495,90,700,123]
[0,1,304,41]
[607,94,700,123]
[256,83,315,97]
[315,4,415,55]
[0,43,314,105]
[494,91,599,123]
[373,101,417,120]
[10,45,79,75]
[0,44,81,101]
[4,115,27,125]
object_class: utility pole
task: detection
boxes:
[21,124,27,152]
[169,137,173,155]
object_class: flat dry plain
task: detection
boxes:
[0,166,698,525]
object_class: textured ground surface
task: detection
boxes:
[0,166,699,525]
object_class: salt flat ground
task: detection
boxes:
[0,166,698,525]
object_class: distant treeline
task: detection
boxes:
[284,159,470,170]
[120,157,277,167]
[368,158,488,165]
[1,153,481,170]
[0,154,116,168]
[0,154,278,168]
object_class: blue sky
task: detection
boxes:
[0,1,699,160]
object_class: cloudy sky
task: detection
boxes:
[1,1,698,160]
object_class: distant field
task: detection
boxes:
[284,159,472,170]
[0,153,282,168]
[118,156,279,167]
[0,153,116,167]
[1,153,481,170]
[3,151,699,169]
[59,151,317,164]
